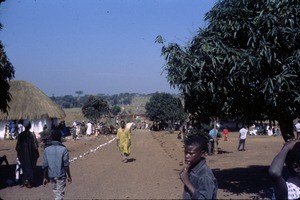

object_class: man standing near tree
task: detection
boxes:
[237,126,248,151]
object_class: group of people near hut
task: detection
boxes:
[9,119,131,200]
[3,120,25,140]
[71,121,116,140]
[13,120,72,199]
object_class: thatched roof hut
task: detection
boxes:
[0,80,65,138]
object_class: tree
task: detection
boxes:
[111,105,121,116]
[75,90,83,97]
[145,92,187,131]
[158,0,300,141]
[0,0,15,113]
[81,95,110,122]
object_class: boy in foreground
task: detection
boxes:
[180,135,218,199]
[43,130,72,200]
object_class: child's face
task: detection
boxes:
[184,144,203,167]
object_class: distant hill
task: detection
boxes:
[62,94,151,126]
[119,95,150,115]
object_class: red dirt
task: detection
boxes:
[0,129,283,199]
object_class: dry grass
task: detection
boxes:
[0,80,65,120]
[63,108,88,126]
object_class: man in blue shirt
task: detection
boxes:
[208,127,218,155]
[43,130,72,200]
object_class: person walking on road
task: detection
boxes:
[116,120,131,163]
[43,130,72,200]
[237,126,248,151]
[222,127,229,141]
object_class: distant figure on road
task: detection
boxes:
[208,127,218,155]
[86,121,92,136]
[237,126,248,151]
[43,130,72,200]
[222,127,229,141]
[116,120,131,163]
[180,135,218,199]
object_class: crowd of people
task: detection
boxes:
[70,121,116,140]
[4,120,74,199]
[2,120,25,140]
[2,118,300,199]
[9,119,133,199]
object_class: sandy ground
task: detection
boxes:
[0,129,283,199]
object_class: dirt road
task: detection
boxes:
[0,129,283,199]
[0,130,183,199]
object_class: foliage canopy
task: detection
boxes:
[158,0,300,141]
[81,95,110,121]
[0,0,15,113]
[145,92,187,128]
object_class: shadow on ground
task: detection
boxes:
[217,149,232,154]
[0,165,44,189]
[127,158,136,163]
[213,165,273,199]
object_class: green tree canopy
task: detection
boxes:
[158,0,300,141]
[111,105,121,116]
[0,0,15,113]
[145,92,187,129]
[81,95,110,122]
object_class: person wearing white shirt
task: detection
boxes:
[237,126,248,151]
[86,121,92,136]
[295,120,300,139]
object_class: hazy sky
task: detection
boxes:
[0,0,216,96]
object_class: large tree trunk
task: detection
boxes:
[278,118,295,142]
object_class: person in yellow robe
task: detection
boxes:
[116,120,131,163]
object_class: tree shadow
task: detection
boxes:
[213,165,273,199]
[0,164,44,189]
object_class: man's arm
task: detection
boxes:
[63,149,72,183]
[269,140,298,199]
[64,166,72,183]
[179,164,195,195]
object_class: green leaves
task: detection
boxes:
[81,95,110,121]
[159,0,300,126]
[145,92,186,125]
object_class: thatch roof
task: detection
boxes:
[0,80,65,120]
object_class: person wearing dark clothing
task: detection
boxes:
[0,155,9,165]
[15,121,39,188]
[180,135,218,199]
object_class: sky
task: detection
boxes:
[0,0,216,96]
